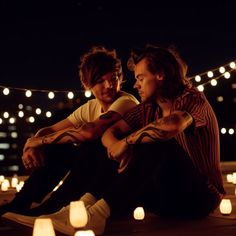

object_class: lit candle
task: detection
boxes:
[133,207,145,220]
[16,184,22,192]
[33,218,55,236]
[11,176,18,188]
[226,174,233,183]
[1,179,10,191]
[74,230,95,236]
[70,201,88,228]
[0,175,5,184]
[219,199,232,215]
[19,181,24,188]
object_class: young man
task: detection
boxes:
[2,45,225,236]
[0,46,139,216]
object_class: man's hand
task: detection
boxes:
[23,137,43,153]
[22,147,44,170]
[107,139,129,162]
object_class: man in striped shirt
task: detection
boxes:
[101,44,225,221]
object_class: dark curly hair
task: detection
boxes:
[127,44,191,99]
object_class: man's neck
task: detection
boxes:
[157,97,172,117]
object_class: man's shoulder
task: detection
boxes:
[116,91,139,103]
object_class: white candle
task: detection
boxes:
[133,207,145,220]
[33,218,55,236]
[16,184,22,192]
[226,174,233,183]
[11,177,18,188]
[219,199,232,215]
[1,180,8,192]
[70,201,88,228]
[74,230,95,236]
[1,179,10,191]
[19,181,24,188]
[0,175,5,184]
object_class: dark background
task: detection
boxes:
[0,0,235,173]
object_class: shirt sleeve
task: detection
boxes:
[180,91,207,128]
[108,94,139,117]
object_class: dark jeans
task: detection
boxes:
[102,139,220,219]
[14,140,118,209]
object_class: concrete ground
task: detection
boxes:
[1,162,236,236]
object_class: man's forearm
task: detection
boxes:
[125,111,192,145]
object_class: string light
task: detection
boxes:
[0,60,235,135]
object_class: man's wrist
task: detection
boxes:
[124,136,133,146]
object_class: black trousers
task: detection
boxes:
[101,139,220,219]
[15,140,118,209]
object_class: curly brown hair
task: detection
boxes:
[79,46,123,89]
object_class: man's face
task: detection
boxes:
[133,58,162,102]
[91,71,120,104]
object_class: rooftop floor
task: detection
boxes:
[1,162,236,236]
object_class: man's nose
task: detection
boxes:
[133,81,139,89]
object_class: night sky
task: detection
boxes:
[0,0,235,91]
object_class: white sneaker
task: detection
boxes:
[1,206,72,230]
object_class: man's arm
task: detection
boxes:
[102,111,193,161]
[125,111,193,144]
[25,111,122,149]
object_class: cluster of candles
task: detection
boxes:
[0,175,24,192]
[32,201,145,236]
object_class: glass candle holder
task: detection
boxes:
[219,199,232,215]
[33,218,55,236]
[133,207,145,220]
[74,230,95,236]
[70,200,88,228]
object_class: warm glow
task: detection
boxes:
[229,62,236,69]
[11,176,18,188]
[9,117,16,124]
[219,67,225,73]
[28,116,35,123]
[219,199,232,215]
[207,71,214,78]
[197,85,204,92]
[33,218,56,236]
[36,108,42,115]
[210,79,217,86]
[0,118,3,124]
[18,111,24,118]
[69,201,88,228]
[194,75,201,82]
[68,91,74,99]
[3,112,9,119]
[226,174,233,183]
[46,111,52,118]
[133,207,145,220]
[48,91,55,99]
[216,96,224,102]
[74,230,95,236]
[228,128,234,135]
[221,128,226,134]
[18,104,23,109]
[3,88,10,95]
[224,72,230,79]
[85,90,92,98]
[25,90,32,97]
